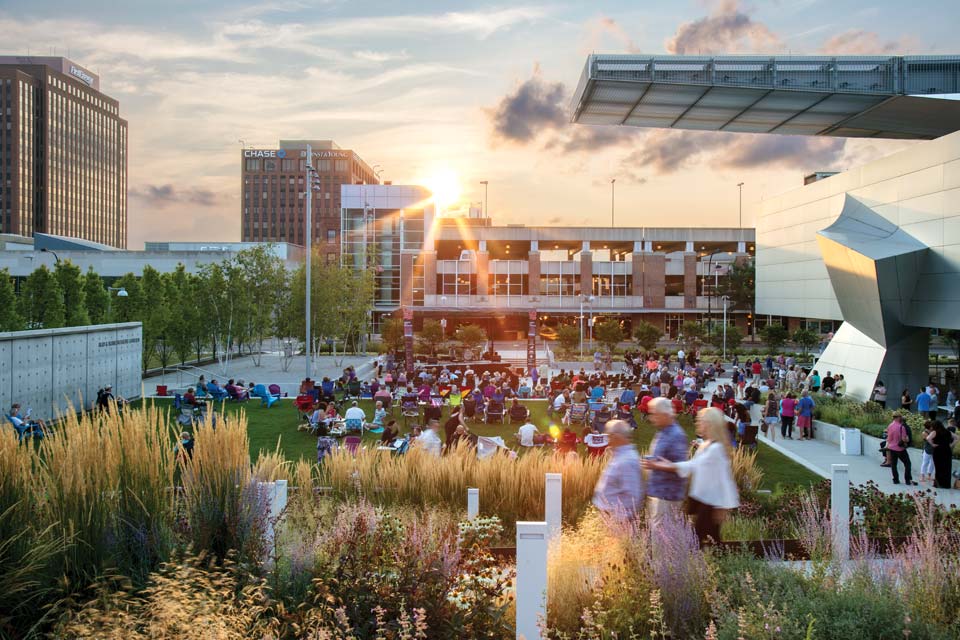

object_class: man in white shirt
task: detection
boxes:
[416,418,443,457]
[344,401,366,426]
[517,421,540,447]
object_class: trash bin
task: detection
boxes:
[156,385,168,397]
[840,427,861,456]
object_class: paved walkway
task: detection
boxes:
[758,431,960,507]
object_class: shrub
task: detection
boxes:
[634,320,662,351]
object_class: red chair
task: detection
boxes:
[688,398,708,415]
[295,394,315,420]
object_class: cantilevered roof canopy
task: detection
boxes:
[571,55,960,139]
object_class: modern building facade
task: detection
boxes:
[241,140,378,263]
[338,183,806,340]
[0,56,128,248]
[755,128,960,401]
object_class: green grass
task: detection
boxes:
[140,397,820,490]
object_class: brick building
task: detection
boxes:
[240,140,377,263]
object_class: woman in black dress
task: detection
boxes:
[926,420,957,489]
[901,388,912,412]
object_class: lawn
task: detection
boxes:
[142,397,820,490]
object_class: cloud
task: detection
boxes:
[582,16,640,53]
[665,0,782,54]
[623,130,846,174]
[819,29,913,54]
[352,49,410,63]
[488,71,567,143]
[131,184,223,208]
[547,125,641,153]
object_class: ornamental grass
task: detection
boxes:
[316,443,605,528]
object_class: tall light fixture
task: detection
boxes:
[610,178,616,227]
[737,182,744,229]
[304,144,321,378]
[480,180,489,217]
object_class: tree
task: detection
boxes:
[140,266,172,369]
[111,273,145,324]
[380,318,404,353]
[557,325,580,355]
[83,267,110,325]
[719,260,755,339]
[792,328,819,357]
[17,266,65,329]
[0,268,24,331]
[54,261,89,326]
[235,245,287,366]
[455,324,487,356]
[679,321,707,352]
[419,319,445,356]
[633,320,662,351]
[710,325,743,353]
[760,323,789,353]
[594,319,624,353]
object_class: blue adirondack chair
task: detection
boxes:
[252,384,279,408]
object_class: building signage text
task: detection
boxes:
[69,65,95,86]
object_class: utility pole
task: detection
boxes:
[305,144,314,379]
[610,178,616,227]
[480,180,489,217]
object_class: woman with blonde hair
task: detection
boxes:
[642,407,739,544]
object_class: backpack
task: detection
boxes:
[902,422,913,448]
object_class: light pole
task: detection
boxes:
[40,247,60,265]
[579,295,594,360]
[737,182,744,229]
[610,178,616,227]
[106,286,128,323]
[480,180,489,217]
[305,143,321,379]
[722,295,729,361]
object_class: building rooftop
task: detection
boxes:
[0,55,101,90]
[571,54,960,139]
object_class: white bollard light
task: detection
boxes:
[544,473,562,541]
[467,487,480,520]
[516,521,549,640]
[831,464,849,563]
[259,479,289,563]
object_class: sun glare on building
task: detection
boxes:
[422,168,462,210]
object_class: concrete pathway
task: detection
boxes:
[758,431,960,507]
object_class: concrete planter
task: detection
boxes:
[840,428,862,456]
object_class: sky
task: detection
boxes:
[2,0,958,247]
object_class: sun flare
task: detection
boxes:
[422,168,462,209]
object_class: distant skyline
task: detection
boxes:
[2,0,957,247]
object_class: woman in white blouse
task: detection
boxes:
[642,407,739,544]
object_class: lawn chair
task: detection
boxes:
[461,396,477,422]
[344,435,362,456]
[344,417,364,434]
[5,414,43,441]
[268,383,285,398]
[174,394,196,427]
[343,379,362,401]
[564,403,589,428]
[591,405,613,432]
[688,398,708,416]
[401,394,420,427]
[251,384,279,408]
[295,394,316,421]
[616,405,637,429]
[206,383,229,401]
[485,401,505,424]
[508,403,529,424]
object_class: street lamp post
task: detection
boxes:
[40,248,61,265]
[305,143,321,379]
[106,286,128,323]
[722,295,729,361]
[579,295,594,360]
[480,180,489,217]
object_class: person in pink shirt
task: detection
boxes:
[885,414,915,485]
[779,392,798,439]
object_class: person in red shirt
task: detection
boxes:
[751,359,763,385]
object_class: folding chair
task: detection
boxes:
[6,414,42,441]
[485,401,505,424]
[295,394,316,422]
[401,395,420,427]
[344,417,364,434]
[564,403,589,429]
[344,435,362,456]
[344,380,362,401]
[268,384,285,398]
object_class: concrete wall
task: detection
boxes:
[755,128,960,327]
[0,323,142,421]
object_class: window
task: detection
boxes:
[664,275,684,296]
[335,159,348,172]
[264,159,277,171]
[754,315,786,332]
[245,158,261,171]
[282,158,296,171]
[326,229,336,244]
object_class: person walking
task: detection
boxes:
[873,380,887,408]
[797,390,815,440]
[762,392,779,442]
[927,420,957,489]
[643,408,739,545]
[886,413,916,486]
[644,397,689,530]
[920,421,936,485]
[592,420,644,520]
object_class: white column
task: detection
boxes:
[530,240,539,251]
[545,473,562,542]
[516,521,548,640]
[831,464,849,563]
[737,241,746,253]
[467,487,479,520]
[259,479,288,563]
[684,241,694,252]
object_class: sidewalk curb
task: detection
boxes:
[758,434,829,479]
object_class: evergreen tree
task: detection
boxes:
[83,267,110,324]
[17,266,65,329]
[0,268,25,331]
[55,261,90,326]
[141,266,171,369]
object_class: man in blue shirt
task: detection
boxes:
[916,388,933,418]
[592,420,644,519]
[646,397,689,529]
